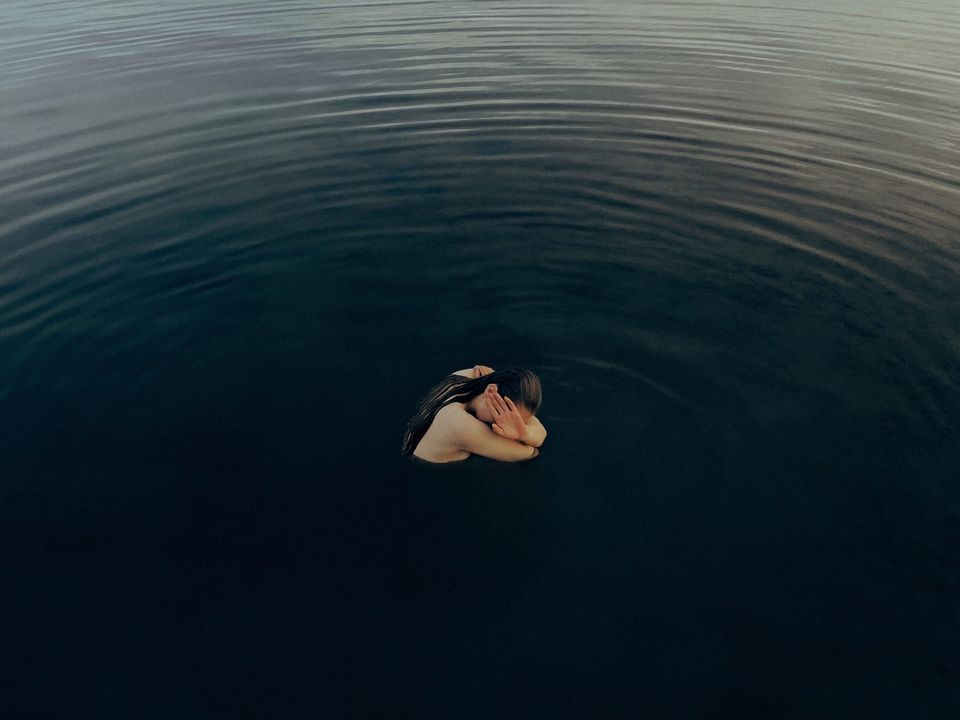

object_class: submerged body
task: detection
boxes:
[405,366,547,463]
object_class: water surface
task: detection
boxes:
[2,1,959,717]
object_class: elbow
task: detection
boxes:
[525,430,546,449]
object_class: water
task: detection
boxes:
[2,1,959,716]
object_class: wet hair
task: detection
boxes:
[401,368,542,455]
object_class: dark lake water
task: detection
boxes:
[3,1,960,716]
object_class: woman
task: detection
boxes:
[402,365,547,463]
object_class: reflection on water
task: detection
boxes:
[2,1,959,716]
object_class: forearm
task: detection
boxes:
[453,365,495,379]
[522,417,547,448]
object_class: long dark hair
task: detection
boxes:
[401,368,542,455]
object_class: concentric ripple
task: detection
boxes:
[4,2,960,716]
[1,0,959,428]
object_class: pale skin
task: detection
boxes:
[412,365,548,464]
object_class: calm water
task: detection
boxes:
[2,1,960,716]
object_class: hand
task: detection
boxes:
[473,365,494,378]
[486,387,527,442]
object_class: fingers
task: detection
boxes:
[498,394,516,416]
[484,384,503,407]
[485,384,520,420]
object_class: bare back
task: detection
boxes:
[412,403,471,463]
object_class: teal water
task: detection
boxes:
[2,1,959,717]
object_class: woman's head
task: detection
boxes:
[401,367,542,455]
[469,369,542,423]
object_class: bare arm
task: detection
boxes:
[486,390,547,450]
[454,411,539,463]
[453,365,495,379]
[522,415,547,448]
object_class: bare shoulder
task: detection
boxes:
[433,402,482,441]
[436,401,468,418]
[431,402,472,434]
